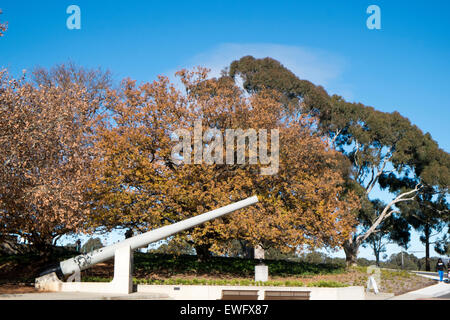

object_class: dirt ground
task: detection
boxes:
[0,284,38,294]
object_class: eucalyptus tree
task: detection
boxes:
[228,55,450,266]
[435,231,449,256]
[435,209,450,256]
[337,108,449,265]
[397,185,449,270]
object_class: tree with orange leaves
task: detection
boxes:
[91,67,359,259]
[0,64,110,255]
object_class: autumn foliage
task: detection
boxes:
[90,68,359,257]
[0,59,360,257]
[0,65,107,253]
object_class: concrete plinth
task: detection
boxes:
[255,265,269,282]
[111,245,133,294]
[35,245,134,294]
[35,272,63,292]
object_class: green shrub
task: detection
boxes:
[126,277,345,287]
[82,276,111,282]
[132,252,344,277]
[307,280,348,288]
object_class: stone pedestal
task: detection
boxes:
[255,264,268,282]
[35,272,63,291]
[35,245,134,294]
[111,245,134,294]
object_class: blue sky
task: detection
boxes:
[1,1,449,260]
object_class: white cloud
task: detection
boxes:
[168,43,353,99]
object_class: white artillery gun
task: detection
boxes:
[35,196,258,294]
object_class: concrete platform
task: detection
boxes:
[0,285,365,300]
[364,292,395,300]
[137,284,366,300]
[0,291,171,300]
[389,282,450,300]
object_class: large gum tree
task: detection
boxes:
[228,56,449,266]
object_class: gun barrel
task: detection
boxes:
[56,196,258,277]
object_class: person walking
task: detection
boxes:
[436,258,446,282]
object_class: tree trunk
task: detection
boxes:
[194,244,212,262]
[244,245,254,259]
[343,241,359,267]
[375,250,380,267]
[31,238,54,262]
[238,240,254,259]
[370,238,381,267]
[425,225,431,271]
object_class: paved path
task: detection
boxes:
[437,292,450,299]
[0,291,172,300]
[389,281,450,300]
[365,292,395,300]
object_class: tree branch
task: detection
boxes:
[365,147,392,195]
[356,185,420,245]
